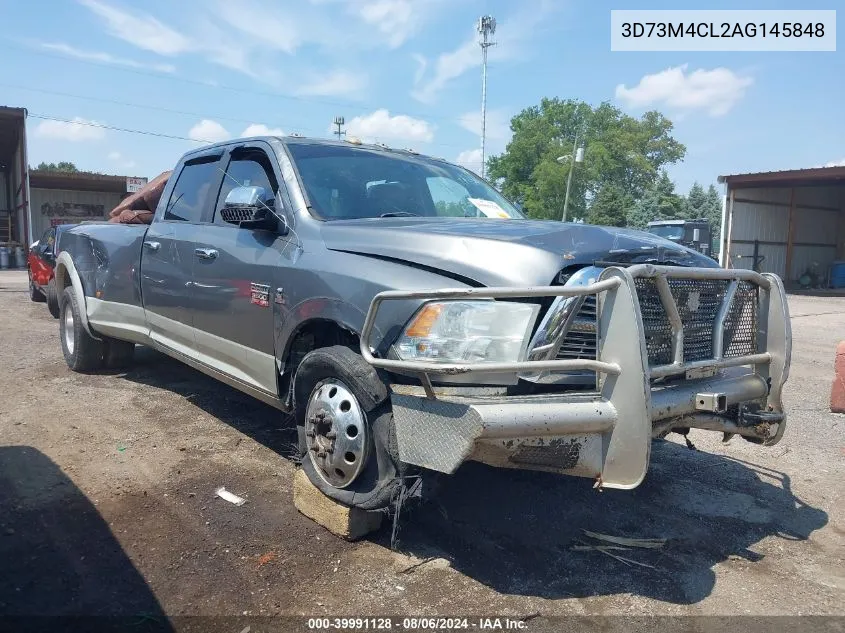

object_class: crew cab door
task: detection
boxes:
[189,143,285,395]
[140,152,225,356]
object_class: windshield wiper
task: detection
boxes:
[379,211,419,217]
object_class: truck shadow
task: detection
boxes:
[393,441,828,604]
[120,346,299,459]
[0,445,171,627]
[115,347,828,605]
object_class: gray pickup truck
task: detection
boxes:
[55,136,791,510]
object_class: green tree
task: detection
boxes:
[683,181,723,248]
[685,182,708,217]
[626,171,685,229]
[434,200,475,217]
[487,98,685,222]
[588,184,631,227]
[35,161,79,173]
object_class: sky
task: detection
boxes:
[2,0,843,193]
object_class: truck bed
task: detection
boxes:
[59,222,148,308]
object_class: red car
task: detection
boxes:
[27,226,66,318]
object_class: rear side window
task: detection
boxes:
[164,158,221,223]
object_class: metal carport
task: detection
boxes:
[718,166,845,286]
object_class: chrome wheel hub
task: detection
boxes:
[305,379,368,489]
[63,306,75,355]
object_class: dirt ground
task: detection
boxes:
[1,269,843,625]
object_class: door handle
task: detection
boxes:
[195,248,218,260]
[143,241,161,252]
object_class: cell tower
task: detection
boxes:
[477,15,496,178]
[333,116,346,140]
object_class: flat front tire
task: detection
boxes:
[28,270,46,303]
[46,280,60,319]
[59,287,104,372]
[294,345,406,511]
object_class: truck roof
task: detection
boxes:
[182,135,438,162]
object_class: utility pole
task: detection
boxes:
[477,15,496,179]
[332,116,346,140]
[557,121,586,222]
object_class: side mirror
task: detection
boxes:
[220,186,287,234]
[692,228,701,242]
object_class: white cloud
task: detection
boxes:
[215,1,303,55]
[241,123,285,137]
[107,151,136,169]
[412,1,559,103]
[296,70,367,98]
[78,0,193,56]
[823,158,845,167]
[411,53,427,84]
[343,109,434,144]
[455,149,483,175]
[412,36,477,103]
[34,117,106,142]
[356,0,417,48]
[40,42,175,73]
[615,65,754,117]
[458,110,511,141]
[188,119,230,143]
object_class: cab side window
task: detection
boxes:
[39,228,55,252]
[164,157,221,223]
[215,151,279,224]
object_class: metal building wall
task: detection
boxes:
[29,188,121,238]
[11,133,26,244]
[725,184,844,282]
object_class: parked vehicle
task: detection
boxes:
[647,219,713,257]
[54,136,791,511]
[27,224,74,318]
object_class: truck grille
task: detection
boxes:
[634,278,758,366]
[553,281,758,367]
[555,296,597,361]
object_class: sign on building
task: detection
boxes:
[126,177,148,193]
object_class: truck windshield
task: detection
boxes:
[287,142,524,220]
[648,225,685,240]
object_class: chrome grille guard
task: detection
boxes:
[360,265,789,395]
[360,265,791,487]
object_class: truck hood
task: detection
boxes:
[320,218,718,287]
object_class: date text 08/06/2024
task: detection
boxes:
[306,617,529,630]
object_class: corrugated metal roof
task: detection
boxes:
[719,165,845,187]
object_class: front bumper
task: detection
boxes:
[360,265,791,489]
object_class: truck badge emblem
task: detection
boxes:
[250,283,270,307]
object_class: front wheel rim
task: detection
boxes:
[304,379,368,489]
[63,305,75,355]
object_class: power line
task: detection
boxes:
[25,114,474,163]
[9,83,472,152]
[28,114,211,143]
[2,42,488,130]
[2,82,305,133]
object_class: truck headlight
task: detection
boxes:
[394,301,540,364]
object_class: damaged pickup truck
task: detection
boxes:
[54,136,791,510]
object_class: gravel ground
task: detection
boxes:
[0,269,843,624]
